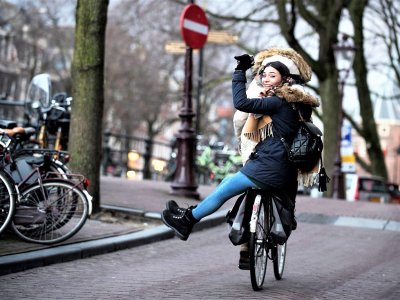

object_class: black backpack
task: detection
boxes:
[278,107,329,191]
[285,120,323,172]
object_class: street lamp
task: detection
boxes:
[332,34,356,199]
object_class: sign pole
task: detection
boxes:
[170,2,208,199]
[170,45,200,199]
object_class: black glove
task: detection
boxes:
[234,54,254,71]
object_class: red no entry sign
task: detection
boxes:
[180,4,209,49]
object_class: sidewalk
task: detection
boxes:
[1,176,399,275]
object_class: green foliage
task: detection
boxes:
[196,146,241,183]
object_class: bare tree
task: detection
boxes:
[37,0,76,94]
[369,0,400,87]
[346,0,387,178]
[104,0,189,179]
[13,0,76,93]
[69,0,109,213]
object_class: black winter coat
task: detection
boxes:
[232,70,319,191]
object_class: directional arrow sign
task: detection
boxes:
[180,4,209,49]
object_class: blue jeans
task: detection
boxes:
[192,171,259,220]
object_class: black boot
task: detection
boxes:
[166,200,197,215]
[166,200,184,214]
[162,206,198,241]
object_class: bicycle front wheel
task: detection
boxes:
[0,171,15,236]
[11,180,88,244]
[249,199,268,291]
[273,242,287,280]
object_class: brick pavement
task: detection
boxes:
[1,176,399,275]
[0,221,399,299]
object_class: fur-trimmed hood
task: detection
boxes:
[252,47,312,83]
[276,85,320,107]
[249,47,318,106]
[246,78,320,108]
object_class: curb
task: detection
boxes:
[0,209,229,276]
[2,207,397,276]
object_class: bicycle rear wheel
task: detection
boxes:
[11,180,88,244]
[0,172,15,236]
[249,198,268,291]
[273,242,287,280]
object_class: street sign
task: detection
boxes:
[341,122,356,172]
[180,4,209,49]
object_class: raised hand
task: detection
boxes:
[234,54,254,71]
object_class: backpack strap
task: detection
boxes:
[276,104,301,159]
[279,135,291,155]
[317,152,330,192]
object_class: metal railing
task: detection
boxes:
[101,131,174,180]
[0,98,174,180]
[0,99,25,125]
[0,100,222,182]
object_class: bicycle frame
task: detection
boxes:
[15,169,92,215]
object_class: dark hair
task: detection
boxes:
[259,61,305,85]
[259,61,290,77]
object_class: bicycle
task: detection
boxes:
[0,124,71,193]
[245,188,288,291]
[0,131,92,244]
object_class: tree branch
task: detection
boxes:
[275,0,319,74]
[295,0,323,30]
[343,110,363,135]
[354,153,373,174]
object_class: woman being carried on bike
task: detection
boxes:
[162,47,319,246]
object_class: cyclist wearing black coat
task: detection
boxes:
[232,69,318,191]
[161,48,320,245]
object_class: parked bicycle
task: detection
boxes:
[0,130,92,244]
[0,120,71,183]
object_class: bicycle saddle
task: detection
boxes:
[0,120,17,129]
[0,127,36,137]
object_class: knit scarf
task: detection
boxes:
[241,82,278,142]
[242,114,273,142]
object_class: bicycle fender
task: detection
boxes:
[249,194,262,233]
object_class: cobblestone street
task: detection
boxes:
[1,219,399,299]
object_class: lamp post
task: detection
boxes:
[332,34,356,199]
[169,1,209,199]
[170,44,200,199]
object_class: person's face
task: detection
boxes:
[260,66,283,90]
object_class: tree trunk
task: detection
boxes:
[70,0,109,213]
[319,74,342,196]
[277,0,344,196]
[349,0,388,179]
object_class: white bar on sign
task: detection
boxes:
[183,19,208,35]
